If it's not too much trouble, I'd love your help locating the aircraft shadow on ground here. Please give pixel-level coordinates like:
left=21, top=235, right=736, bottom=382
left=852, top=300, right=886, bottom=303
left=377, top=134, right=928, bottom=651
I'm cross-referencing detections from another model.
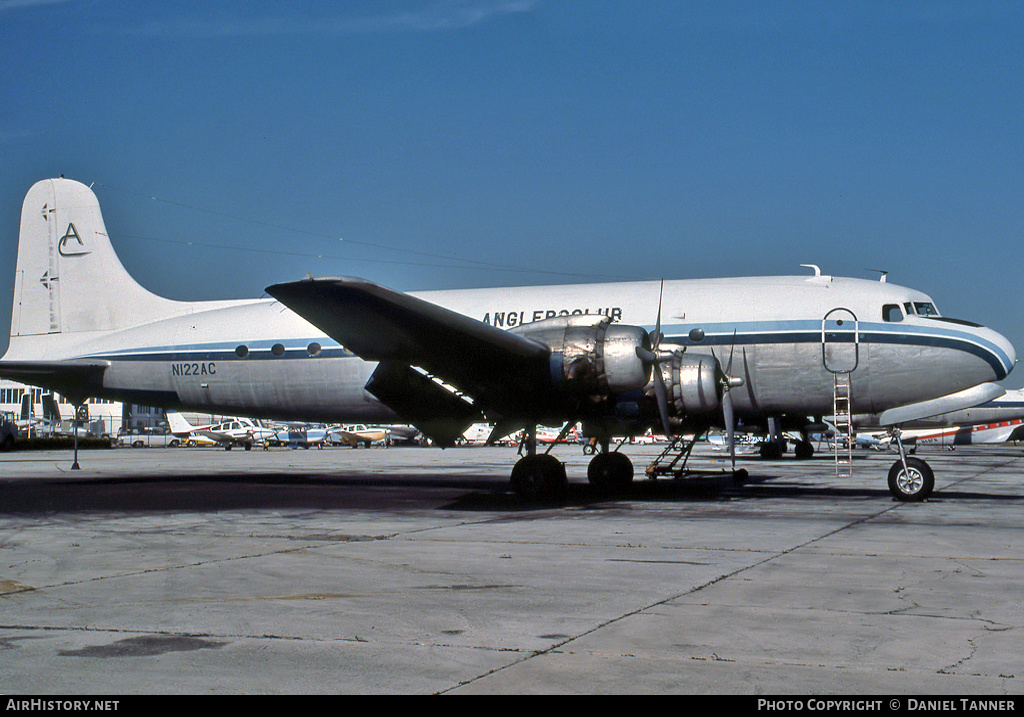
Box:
left=1, top=456, right=1020, bottom=514
left=0, top=469, right=980, bottom=514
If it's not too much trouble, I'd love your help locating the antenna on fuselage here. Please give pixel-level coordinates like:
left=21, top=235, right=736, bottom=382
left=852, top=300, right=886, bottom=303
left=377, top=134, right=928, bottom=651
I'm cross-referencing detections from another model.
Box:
left=868, top=269, right=889, bottom=283
left=800, top=264, right=821, bottom=276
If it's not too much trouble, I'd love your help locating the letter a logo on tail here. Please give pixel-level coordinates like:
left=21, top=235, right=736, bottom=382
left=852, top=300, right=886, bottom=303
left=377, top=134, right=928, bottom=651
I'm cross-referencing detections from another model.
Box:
left=58, top=223, right=90, bottom=256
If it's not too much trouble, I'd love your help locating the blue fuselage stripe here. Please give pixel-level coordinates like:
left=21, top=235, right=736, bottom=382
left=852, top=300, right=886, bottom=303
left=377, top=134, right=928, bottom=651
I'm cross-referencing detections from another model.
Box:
left=80, top=323, right=1013, bottom=381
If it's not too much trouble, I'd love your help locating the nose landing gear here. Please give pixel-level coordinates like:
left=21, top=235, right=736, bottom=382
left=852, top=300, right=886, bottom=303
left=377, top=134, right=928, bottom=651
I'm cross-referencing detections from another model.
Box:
left=887, top=428, right=934, bottom=501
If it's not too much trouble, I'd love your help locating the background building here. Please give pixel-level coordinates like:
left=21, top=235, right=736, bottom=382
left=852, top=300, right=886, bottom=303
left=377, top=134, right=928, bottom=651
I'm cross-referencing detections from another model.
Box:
left=0, top=377, right=152, bottom=437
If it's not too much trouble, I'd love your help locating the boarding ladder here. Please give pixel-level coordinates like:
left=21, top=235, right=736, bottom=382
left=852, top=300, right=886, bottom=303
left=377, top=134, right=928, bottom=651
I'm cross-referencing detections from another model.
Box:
left=832, top=372, right=854, bottom=478
left=823, top=308, right=858, bottom=478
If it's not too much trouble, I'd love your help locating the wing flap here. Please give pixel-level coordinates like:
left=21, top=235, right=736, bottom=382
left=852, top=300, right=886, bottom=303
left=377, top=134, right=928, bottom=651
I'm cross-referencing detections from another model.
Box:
left=365, top=361, right=483, bottom=445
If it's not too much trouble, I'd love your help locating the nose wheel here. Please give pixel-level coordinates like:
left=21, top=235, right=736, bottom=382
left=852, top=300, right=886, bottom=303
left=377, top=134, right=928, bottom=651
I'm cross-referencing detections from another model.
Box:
left=887, top=456, right=934, bottom=502
left=887, top=427, right=934, bottom=501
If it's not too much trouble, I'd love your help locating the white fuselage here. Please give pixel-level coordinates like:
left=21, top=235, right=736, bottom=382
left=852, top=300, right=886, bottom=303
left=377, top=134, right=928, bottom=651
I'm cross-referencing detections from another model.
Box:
left=5, top=273, right=1014, bottom=426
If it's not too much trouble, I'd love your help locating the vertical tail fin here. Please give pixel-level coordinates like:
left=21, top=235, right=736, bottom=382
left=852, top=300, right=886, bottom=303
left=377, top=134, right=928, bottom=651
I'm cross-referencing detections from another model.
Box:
left=10, top=177, right=182, bottom=340
left=42, top=394, right=61, bottom=422
left=165, top=410, right=198, bottom=436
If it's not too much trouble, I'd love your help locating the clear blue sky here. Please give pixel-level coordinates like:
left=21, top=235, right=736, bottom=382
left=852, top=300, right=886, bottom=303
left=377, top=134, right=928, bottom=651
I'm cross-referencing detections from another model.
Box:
left=2, top=1, right=1022, bottom=386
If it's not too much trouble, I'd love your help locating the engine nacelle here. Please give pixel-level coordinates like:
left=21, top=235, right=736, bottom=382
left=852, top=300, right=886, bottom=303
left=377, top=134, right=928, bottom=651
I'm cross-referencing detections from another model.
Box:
left=510, top=314, right=652, bottom=397
left=647, top=350, right=721, bottom=415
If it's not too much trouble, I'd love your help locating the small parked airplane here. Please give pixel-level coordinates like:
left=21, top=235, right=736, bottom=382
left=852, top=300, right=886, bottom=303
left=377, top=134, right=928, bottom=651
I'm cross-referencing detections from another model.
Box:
left=328, top=424, right=390, bottom=447
left=0, top=178, right=1016, bottom=501
left=274, top=423, right=329, bottom=448
left=166, top=410, right=276, bottom=450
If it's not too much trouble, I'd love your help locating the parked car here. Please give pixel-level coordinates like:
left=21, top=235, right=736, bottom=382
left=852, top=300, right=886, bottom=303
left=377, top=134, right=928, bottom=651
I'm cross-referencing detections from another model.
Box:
left=116, top=427, right=180, bottom=448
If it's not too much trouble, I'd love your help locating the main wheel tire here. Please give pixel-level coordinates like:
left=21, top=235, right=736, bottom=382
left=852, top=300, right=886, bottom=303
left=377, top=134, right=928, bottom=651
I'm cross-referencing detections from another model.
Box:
left=887, top=457, right=934, bottom=502
left=587, top=451, right=634, bottom=493
left=794, top=440, right=814, bottom=460
left=511, top=454, right=568, bottom=501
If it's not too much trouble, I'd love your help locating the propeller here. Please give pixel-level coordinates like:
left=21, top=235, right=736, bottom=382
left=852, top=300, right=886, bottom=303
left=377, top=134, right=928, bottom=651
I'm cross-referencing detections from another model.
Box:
left=712, top=331, right=745, bottom=470
left=636, top=280, right=674, bottom=438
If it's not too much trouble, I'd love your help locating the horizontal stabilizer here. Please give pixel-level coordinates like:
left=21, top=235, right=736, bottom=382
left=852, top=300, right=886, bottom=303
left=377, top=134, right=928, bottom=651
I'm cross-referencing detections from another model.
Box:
left=877, top=382, right=1006, bottom=426
left=0, top=360, right=108, bottom=404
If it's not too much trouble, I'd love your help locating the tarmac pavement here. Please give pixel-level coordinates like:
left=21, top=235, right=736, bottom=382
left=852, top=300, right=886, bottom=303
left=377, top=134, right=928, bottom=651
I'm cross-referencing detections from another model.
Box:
left=0, top=441, right=1021, bottom=695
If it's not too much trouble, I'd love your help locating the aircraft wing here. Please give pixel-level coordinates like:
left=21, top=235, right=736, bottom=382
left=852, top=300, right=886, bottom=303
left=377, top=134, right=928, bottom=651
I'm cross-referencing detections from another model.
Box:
left=266, top=277, right=557, bottom=443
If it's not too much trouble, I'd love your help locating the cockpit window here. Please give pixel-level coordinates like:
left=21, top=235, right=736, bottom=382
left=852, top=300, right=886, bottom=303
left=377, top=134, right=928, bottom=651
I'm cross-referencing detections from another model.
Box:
left=883, top=304, right=903, bottom=322
left=913, top=302, right=939, bottom=317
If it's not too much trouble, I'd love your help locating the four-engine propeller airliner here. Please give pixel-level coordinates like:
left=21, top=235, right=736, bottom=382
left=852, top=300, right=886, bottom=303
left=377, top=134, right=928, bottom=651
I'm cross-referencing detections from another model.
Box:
left=0, top=178, right=1016, bottom=501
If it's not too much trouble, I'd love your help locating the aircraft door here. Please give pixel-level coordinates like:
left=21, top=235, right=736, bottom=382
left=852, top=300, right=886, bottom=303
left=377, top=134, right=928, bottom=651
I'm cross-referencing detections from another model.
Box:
left=822, top=308, right=859, bottom=373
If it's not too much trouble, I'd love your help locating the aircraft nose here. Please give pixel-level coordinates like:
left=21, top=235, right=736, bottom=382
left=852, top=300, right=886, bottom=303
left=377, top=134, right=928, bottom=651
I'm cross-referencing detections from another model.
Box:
left=1000, top=331, right=1016, bottom=379
left=979, top=324, right=1016, bottom=381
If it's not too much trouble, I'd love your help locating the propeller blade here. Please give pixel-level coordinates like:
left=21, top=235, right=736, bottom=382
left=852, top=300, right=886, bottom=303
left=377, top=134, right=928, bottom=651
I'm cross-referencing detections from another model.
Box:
left=641, top=282, right=672, bottom=438
left=723, top=390, right=735, bottom=471
left=711, top=332, right=743, bottom=471
left=726, top=328, right=737, bottom=375
left=652, top=366, right=672, bottom=438
left=652, top=279, right=665, bottom=349
left=712, top=331, right=745, bottom=394
left=635, top=346, right=657, bottom=363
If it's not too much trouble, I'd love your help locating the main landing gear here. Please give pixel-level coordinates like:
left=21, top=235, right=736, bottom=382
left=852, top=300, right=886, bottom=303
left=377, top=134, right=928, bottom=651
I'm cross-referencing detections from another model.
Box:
left=586, top=443, right=634, bottom=494
left=509, top=425, right=936, bottom=503
left=510, top=429, right=635, bottom=500
left=510, top=426, right=569, bottom=501
left=510, top=453, right=567, bottom=501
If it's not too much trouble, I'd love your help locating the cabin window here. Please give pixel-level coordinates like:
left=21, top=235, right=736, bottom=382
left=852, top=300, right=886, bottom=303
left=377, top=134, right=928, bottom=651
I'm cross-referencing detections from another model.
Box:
left=883, top=304, right=903, bottom=322
left=271, top=343, right=286, bottom=357
left=235, top=345, right=249, bottom=358
left=307, top=342, right=322, bottom=357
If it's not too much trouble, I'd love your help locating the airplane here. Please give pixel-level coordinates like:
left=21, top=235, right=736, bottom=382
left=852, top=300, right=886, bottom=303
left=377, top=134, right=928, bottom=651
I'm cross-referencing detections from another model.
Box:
left=535, top=425, right=580, bottom=444
left=860, top=387, right=1024, bottom=449
left=460, top=422, right=495, bottom=445
left=275, top=422, right=329, bottom=448
left=0, top=177, right=1016, bottom=502
left=328, top=424, right=390, bottom=447
left=708, top=432, right=759, bottom=453
left=886, top=420, right=1024, bottom=449
left=460, top=422, right=517, bottom=445
left=376, top=424, right=423, bottom=445
left=165, top=410, right=276, bottom=450
left=39, top=393, right=95, bottom=438
left=14, top=393, right=44, bottom=436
